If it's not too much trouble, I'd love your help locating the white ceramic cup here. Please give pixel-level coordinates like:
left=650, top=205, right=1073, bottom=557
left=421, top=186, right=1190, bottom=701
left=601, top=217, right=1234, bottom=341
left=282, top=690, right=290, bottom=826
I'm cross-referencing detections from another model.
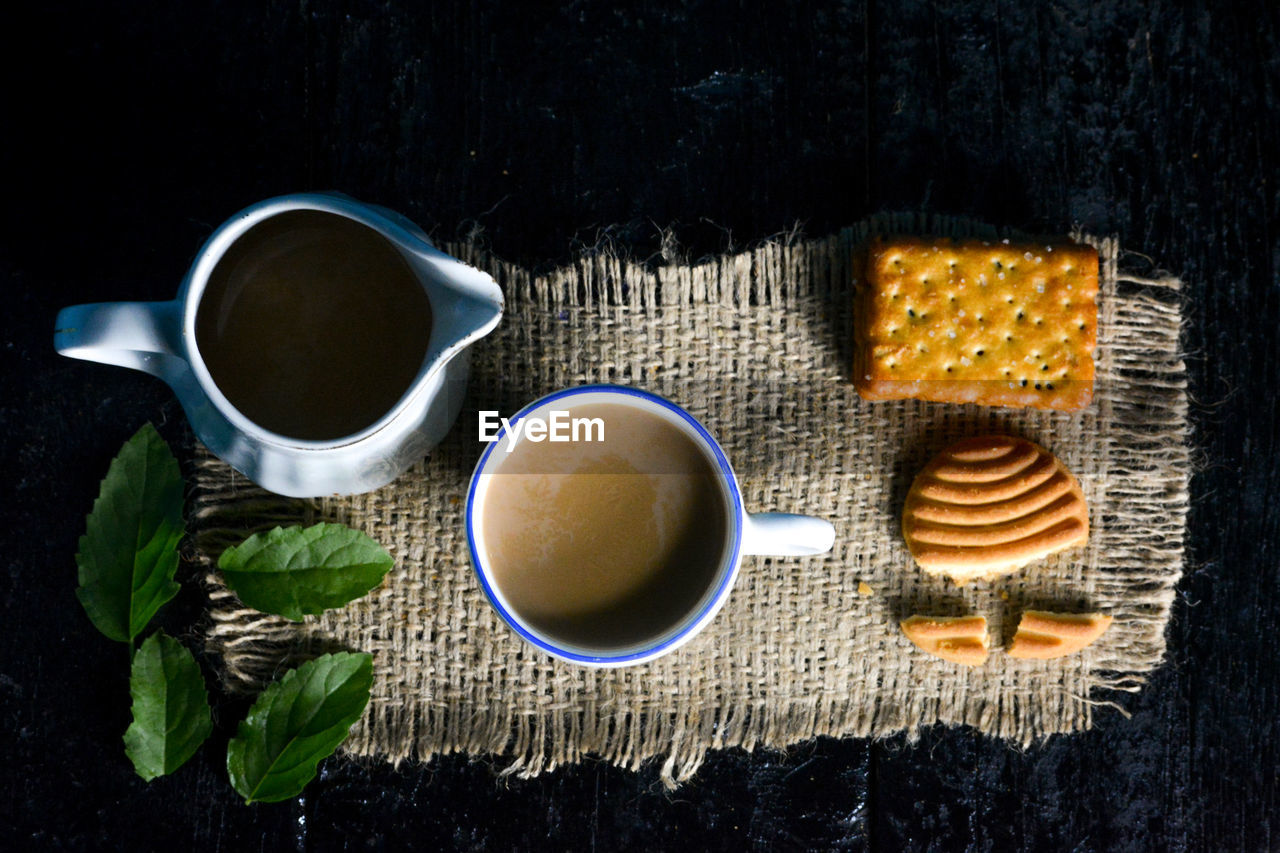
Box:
left=466, top=385, right=836, bottom=667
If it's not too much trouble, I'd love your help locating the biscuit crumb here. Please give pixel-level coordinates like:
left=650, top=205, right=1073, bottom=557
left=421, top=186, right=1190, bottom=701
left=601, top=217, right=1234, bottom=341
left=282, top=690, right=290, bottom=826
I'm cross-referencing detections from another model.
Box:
left=857, top=581, right=873, bottom=597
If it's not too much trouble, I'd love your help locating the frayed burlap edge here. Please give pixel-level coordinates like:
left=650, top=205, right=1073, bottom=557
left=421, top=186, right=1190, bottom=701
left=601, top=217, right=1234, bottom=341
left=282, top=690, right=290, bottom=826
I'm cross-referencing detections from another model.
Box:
left=193, top=212, right=1189, bottom=787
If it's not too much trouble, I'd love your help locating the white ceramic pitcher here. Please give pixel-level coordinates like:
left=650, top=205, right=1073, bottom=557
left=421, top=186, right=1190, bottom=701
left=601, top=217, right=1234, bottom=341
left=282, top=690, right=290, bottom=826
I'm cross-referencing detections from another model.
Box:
left=54, top=192, right=504, bottom=497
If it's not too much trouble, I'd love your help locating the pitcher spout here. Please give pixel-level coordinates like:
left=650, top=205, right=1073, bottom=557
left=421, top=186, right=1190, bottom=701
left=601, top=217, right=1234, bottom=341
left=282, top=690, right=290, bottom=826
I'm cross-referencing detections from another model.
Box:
left=410, top=245, right=505, bottom=361
left=446, top=272, right=504, bottom=344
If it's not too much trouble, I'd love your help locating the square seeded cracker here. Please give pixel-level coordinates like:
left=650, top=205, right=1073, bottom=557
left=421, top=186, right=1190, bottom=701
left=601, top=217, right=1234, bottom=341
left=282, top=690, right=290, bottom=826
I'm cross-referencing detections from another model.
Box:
left=853, top=236, right=1098, bottom=410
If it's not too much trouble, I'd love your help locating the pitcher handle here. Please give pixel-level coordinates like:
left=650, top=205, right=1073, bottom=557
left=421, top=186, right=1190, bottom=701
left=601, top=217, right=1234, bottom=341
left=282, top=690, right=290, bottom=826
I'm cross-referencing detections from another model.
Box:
left=54, top=300, right=185, bottom=379
left=741, top=512, right=836, bottom=557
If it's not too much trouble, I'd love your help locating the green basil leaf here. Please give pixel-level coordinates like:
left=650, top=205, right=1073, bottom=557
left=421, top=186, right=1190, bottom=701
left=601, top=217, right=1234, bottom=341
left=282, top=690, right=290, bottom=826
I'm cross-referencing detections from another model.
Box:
left=226, top=651, right=373, bottom=803
left=75, top=423, right=184, bottom=643
left=123, top=631, right=213, bottom=781
left=217, top=523, right=394, bottom=621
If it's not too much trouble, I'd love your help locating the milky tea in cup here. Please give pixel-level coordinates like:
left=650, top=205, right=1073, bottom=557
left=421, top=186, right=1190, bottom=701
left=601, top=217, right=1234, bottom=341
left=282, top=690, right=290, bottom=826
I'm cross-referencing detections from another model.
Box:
left=473, top=396, right=732, bottom=656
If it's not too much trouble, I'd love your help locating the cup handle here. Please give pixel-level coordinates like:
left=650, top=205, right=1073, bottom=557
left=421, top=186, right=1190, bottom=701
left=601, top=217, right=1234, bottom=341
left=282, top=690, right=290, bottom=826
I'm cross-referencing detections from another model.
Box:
left=741, top=512, right=836, bottom=557
left=54, top=300, right=185, bottom=380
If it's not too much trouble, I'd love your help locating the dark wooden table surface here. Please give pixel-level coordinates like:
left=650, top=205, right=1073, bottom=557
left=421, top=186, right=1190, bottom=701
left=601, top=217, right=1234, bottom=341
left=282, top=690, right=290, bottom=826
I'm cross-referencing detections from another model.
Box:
left=3, top=1, right=1277, bottom=850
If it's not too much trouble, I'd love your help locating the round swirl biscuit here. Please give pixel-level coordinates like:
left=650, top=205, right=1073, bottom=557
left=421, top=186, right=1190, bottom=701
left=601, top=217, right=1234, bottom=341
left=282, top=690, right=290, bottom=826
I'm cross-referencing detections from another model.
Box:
left=903, top=435, right=1089, bottom=583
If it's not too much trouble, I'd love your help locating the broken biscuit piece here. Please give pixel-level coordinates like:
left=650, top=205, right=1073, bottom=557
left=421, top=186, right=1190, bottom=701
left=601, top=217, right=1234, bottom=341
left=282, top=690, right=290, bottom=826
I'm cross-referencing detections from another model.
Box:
left=1007, top=610, right=1112, bottom=659
left=899, top=615, right=990, bottom=666
left=903, top=435, right=1089, bottom=584
left=853, top=236, right=1098, bottom=410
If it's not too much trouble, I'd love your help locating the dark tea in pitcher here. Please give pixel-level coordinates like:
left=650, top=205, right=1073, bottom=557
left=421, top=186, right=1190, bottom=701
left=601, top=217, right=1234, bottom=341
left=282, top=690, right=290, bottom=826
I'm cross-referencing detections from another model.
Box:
left=195, top=210, right=433, bottom=441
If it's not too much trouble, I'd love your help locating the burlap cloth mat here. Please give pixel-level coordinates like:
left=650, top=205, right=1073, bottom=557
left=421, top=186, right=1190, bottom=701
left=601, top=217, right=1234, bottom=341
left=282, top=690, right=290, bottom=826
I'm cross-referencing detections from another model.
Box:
left=192, top=213, right=1189, bottom=787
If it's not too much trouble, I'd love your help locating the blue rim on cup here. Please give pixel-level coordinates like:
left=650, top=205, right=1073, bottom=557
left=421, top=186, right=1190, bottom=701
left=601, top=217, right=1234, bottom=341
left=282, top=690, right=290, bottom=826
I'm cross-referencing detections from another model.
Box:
left=465, top=384, right=836, bottom=668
